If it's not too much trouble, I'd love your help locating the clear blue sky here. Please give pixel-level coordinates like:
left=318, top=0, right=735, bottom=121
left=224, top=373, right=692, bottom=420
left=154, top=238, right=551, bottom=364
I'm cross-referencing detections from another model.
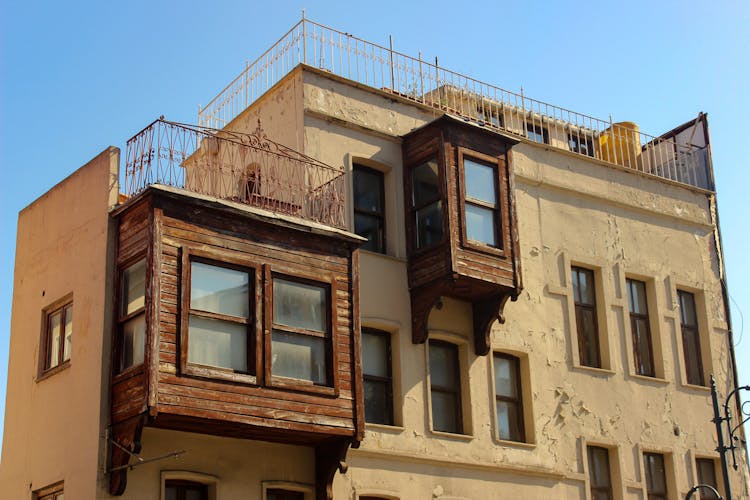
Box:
left=1, top=0, right=748, bottom=454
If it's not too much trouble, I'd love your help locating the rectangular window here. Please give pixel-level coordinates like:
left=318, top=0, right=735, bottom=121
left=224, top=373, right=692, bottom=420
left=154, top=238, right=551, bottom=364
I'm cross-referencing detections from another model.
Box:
left=494, top=353, right=525, bottom=442
left=696, top=458, right=718, bottom=500
left=569, top=132, right=595, bottom=157
left=587, top=446, right=613, bottom=500
left=526, top=121, right=549, bottom=144
left=271, top=277, right=331, bottom=386
left=187, top=260, right=253, bottom=373
left=353, top=165, right=386, bottom=253
left=165, top=480, right=208, bottom=500
left=42, top=301, right=73, bottom=372
left=119, top=258, right=146, bottom=371
left=410, top=158, right=443, bottom=250
left=627, top=279, right=655, bottom=377
left=267, top=490, right=304, bottom=500
left=463, top=157, right=501, bottom=247
left=362, top=328, right=394, bottom=425
left=35, top=482, right=64, bottom=500
left=643, top=452, right=668, bottom=500
left=572, top=266, right=601, bottom=368
left=429, top=340, right=462, bottom=434
left=678, top=290, right=705, bottom=386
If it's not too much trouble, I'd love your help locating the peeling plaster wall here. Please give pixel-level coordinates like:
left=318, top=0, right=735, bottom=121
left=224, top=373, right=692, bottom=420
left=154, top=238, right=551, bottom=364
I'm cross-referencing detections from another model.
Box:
left=296, top=69, right=749, bottom=499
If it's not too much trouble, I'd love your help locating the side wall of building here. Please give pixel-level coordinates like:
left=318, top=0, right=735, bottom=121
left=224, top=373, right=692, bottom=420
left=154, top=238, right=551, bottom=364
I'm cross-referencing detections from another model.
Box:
left=0, top=148, right=120, bottom=499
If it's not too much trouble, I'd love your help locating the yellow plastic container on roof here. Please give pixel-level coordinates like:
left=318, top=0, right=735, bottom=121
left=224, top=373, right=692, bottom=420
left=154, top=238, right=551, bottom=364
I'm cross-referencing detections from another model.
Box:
left=598, top=121, right=641, bottom=169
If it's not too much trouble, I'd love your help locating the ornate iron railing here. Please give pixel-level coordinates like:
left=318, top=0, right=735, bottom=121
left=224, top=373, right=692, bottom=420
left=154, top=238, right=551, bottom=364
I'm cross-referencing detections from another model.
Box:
left=198, top=17, right=712, bottom=190
left=125, top=119, right=347, bottom=229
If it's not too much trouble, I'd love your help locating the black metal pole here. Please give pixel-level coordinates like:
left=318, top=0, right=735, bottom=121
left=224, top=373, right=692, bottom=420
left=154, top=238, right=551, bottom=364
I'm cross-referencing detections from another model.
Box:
left=711, top=375, right=733, bottom=500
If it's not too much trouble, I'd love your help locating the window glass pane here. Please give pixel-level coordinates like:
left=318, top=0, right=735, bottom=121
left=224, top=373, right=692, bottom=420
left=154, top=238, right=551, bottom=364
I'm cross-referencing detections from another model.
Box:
left=627, top=279, right=647, bottom=314
left=644, top=453, right=667, bottom=495
left=579, top=308, right=599, bottom=367
left=679, top=291, right=697, bottom=326
left=429, top=343, right=458, bottom=389
left=588, top=446, right=612, bottom=487
left=353, top=167, right=383, bottom=212
left=188, top=315, right=248, bottom=371
left=362, top=330, right=388, bottom=377
left=271, top=331, right=326, bottom=384
left=165, top=487, right=177, bottom=500
left=464, top=159, right=496, bottom=204
left=496, top=400, right=521, bottom=441
left=633, top=318, right=654, bottom=375
left=411, top=159, right=440, bottom=206
left=416, top=201, right=443, bottom=249
left=431, top=390, right=459, bottom=433
left=186, top=490, right=203, bottom=500
left=63, top=305, right=73, bottom=362
left=465, top=204, right=496, bottom=246
left=191, top=262, right=249, bottom=318
left=574, top=268, right=595, bottom=305
left=364, top=378, right=389, bottom=424
left=273, top=279, right=326, bottom=332
left=122, top=314, right=146, bottom=368
left=49, top=311, right=61, bottom=368
left=696, top=459, right=717, bottom=493
left=354, top=213, right=384, bottom=253
left=122, top=259, right=146, bottom=316
left=494, top=356, right=517, bottom=398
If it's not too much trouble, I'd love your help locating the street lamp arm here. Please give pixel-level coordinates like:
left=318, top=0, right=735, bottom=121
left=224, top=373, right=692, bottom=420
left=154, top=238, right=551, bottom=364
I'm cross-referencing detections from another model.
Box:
left=685, top=484, right=723, bottom=499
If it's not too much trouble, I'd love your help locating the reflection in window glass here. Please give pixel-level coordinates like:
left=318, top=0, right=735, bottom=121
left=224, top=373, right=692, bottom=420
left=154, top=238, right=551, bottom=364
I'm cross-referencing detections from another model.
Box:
left=122, top=259, right=146, bottom=316
left=572, top=266, right=601, bottom=368
left=411, top=159, right=443, bottom=250
left=429, top=341, right=462, bottom=434
left=678, top=290, right=704, bottom=386
left=411, top=160, right=440, bottom=206
left=119, top=258, right=147, bottom=371
left=627, top=279, right=655, bottom=377
left=353, top=165, right=386, bottom=253
left=188, top=315, right=248, bottom=371
left=587, top=446, right=613, bottom=500
left=273, top=279, right=326, bottom=332
left=271, top=331, right=326, bottom=384
left=362, top=329, right=393, bottom=425
left=644, top=453, right=667, bottom=500
left=494, top=354, right=524, bottom=441
left=463, top=158, right=499, bottom=247
left=191, top=262, right=249, bottom=318
left=416, top=201, right=443, bottom=249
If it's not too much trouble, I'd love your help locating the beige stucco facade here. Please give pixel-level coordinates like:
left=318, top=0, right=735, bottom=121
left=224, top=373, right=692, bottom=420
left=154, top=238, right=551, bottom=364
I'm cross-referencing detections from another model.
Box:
left=1, top=64, right=748, bottom=500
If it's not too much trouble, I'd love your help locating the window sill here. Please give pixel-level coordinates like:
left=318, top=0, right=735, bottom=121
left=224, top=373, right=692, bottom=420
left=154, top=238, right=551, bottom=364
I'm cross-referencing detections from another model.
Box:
left=269, top=376, right=337, bottom=397
left=629, top=373, right=670, bottom=386
left=184, top=364, right=258, bottom=386
left=112, top=363, right=144, bottom=382
left=493, top=437, right=536, bottom=450
left=680, top=382, right=710, bottom=392
left=572, top=365, right=616, bottom=377
left=428, top=429, right=474, bottom=442
left=365, top=423, right=405, bottom=434
left=461, top=239, right=508, bottom=259
left=36, top=360, right=71, bottom=382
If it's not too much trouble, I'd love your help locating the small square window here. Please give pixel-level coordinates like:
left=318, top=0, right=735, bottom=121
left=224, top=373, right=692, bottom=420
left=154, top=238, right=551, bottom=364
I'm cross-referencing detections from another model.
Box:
left=572, top=267, right=601, bottom=368
left=678, top=290, right=705, bottom=386
left=353, top=165, right=386, bottom=254
left=643, top=452, right=668, bottom=500
left=627, top=279, right=655, bottom=377
left=362, top=328, right=394, bottom=425
left=587, top=446, right=613, bottom=500
left=429, top=340, right=462, bottom=434
left=271, top=277, right=331, bottom=386
left=41, top=300, right=73, bottom=373
left=493, top=353, right=525, bottom=442
left=118, top=258, right=147, bottom=372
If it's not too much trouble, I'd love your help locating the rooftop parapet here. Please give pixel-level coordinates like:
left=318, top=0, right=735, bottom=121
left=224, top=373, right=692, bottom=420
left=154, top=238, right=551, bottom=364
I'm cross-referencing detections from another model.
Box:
left=198, top=17, right=712, bottom=191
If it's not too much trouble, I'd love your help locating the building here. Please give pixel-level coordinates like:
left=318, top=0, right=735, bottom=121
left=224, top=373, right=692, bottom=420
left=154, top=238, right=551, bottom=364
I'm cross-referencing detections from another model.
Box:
left=1, top=17, right=748, bottom=500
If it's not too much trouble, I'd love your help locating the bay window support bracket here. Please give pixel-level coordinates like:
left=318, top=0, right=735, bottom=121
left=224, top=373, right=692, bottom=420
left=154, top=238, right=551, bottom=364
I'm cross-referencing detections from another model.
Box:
left=473, top=292, right=516, bottom=356
left=315, top=438, right=352, bottom=500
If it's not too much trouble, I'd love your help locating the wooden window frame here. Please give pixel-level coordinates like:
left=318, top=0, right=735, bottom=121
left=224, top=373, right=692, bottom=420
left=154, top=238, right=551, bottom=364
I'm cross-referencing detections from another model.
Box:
left=678, top=290, right=705, bottom=386
left=407, top=153, right=446, bottom=253
left=180, top=248, right=259, bottom=384
left=643, top=452, right=668, bottom=500
left=493, top=352, right=525, bottom=442
left=266, top=268, right=338, bottom=396
left=572, top=266, right=602, bottom=368
left=428, top=340, right=463, bottom=435
left=362, top=328, right=394, bottom=425
left=457, top=148, right=509, bottom=256
left=353, top=164, right=386, bottom=254
left=695, top=457, right=719, bottom=500
left=117, top=256, right=147, bottom=375
left=526, top=121, right=549, bottom=144
left=627, top=278, right=656, bottom=377
left=568, top=131, right=595, bottom=157
left=38, top=296, right=73, bottom=377
left=35, top=481, right=64, bottom=500
left=165, top=479, right=209, bottom=500
left=587, top=445, right=614, bottom=500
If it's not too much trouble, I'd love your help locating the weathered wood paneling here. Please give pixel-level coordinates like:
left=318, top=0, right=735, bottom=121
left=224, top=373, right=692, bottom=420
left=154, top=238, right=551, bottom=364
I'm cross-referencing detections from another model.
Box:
left=151, top=192, right=360, bottom=443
